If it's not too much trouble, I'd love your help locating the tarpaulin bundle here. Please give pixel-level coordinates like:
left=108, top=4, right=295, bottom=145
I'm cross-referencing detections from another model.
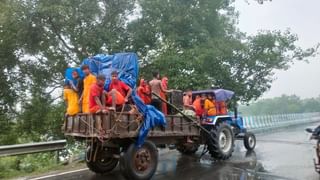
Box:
left=66, top=52, right=166, bottom=147
left=81, top=53, right=139, bottom=89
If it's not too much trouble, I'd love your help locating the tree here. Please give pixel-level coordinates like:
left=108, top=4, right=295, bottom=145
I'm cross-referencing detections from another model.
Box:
left=239, top=95, right=320, bottom=115
left=0, top=0, right=135, bottom=142
left=0, top=0, right=318, bottom=145
left=129, top=0, right=317, bottom=102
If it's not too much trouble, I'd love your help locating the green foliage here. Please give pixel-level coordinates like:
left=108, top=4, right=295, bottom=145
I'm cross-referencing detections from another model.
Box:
left=0, top=153, right=58, bottom=179
left=18, top=96, right=65, bottom=142
left=0, top=0, right=318, bottom=177
left=239, top=95, right=320, bottom=115
left=131, top=0, right=318, bottom=102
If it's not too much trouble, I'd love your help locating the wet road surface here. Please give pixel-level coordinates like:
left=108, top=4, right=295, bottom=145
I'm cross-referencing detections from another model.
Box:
left=29, top=122, right=320, bottom=180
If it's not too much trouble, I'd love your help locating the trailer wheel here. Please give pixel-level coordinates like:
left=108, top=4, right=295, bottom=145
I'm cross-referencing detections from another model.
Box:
left=206, top=123, right=234, bottom=160
left=244, top=132, right=256, bottom=151
left=86, top=146, right=119, bottom=174
left=177, top=143, right=199, bottom=155
left=121, top=141, right=158, bottom=180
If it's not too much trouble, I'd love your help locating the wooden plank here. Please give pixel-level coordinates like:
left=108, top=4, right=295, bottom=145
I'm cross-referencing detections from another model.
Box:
left=73, top=116, right=80, bottom=133
left=64, top=113, right=201, bottom=140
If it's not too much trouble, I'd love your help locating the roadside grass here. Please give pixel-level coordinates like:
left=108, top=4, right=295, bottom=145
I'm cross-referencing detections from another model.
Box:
left=0, top=153, right=85, bottom=180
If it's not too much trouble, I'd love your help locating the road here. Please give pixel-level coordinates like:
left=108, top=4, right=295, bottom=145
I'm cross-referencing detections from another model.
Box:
left=28, top=122, right=320, bottom=180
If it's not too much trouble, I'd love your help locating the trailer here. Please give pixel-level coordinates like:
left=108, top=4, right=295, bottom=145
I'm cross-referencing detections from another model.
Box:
left=63, top=101, right=252, bottom=180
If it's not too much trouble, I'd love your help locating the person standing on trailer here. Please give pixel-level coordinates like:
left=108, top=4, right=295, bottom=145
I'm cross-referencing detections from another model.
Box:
left=149, top=72, right=171, bottom=111
left=81, top=65, right=97, bottom=113
left=160, top=77, right=169, bottom=115
left=137, top=78, right=151, bottom=104
left=63, top=82, right=80, bottom=116
left=69, top=70, right=83, bottom=111
left=70, top=70, right=83, bottom=98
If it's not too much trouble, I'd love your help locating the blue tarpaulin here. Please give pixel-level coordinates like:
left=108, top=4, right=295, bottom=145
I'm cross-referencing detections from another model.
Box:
left=81, top=53, right=139, bottom=89
left=64, top=67, right=84, bottom=85
left=65, top=52, right=166, bottom=147
left=132, top=91, right=166, bottom=147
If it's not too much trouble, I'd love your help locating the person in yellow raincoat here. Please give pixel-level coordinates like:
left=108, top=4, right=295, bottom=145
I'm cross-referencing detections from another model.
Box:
left=81, top=65, right=97, bottom=113
left=63, top=83, right=80, bottom=116
left=204, top=94, right=217, bottom=116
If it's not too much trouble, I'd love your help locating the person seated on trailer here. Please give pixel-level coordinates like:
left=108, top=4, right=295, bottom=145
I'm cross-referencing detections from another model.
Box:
left=63, top=82, right=80, bottom=116
left=182, top=89, right=196, bottom=143
left=105, top=71, right=132, bottom=111
left=137, top=78, right=151, bottom=104
left=182, top=90, right=196, bottom=116
left=89, top=74, right=108, bottom=113
left=204, top=93, right=217, bottom=116
left=183, top=90, right=195, bottom=110
left=81, top=64, right=97, bottom=113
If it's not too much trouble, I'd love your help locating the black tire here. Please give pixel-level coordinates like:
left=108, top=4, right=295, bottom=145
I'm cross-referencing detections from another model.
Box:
left=206, top=123, right=234, bottom=160
left=244, top=132, right=256, bottom=151
left=86, top=146, right=119, bottom=174
left=121, top=141, right=158, bottom=180
left=176, top=143, right=199, bottom=155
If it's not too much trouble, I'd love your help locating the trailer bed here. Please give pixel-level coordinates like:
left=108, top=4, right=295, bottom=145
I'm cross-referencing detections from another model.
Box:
left=63, top=112, right=200, bottom=140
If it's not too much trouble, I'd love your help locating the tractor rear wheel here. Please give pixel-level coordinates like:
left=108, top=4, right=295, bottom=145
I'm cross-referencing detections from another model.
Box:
left=206, top=123, right=234, bottom=160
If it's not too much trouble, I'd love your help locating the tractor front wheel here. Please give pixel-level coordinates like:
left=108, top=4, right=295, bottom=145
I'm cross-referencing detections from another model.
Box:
left=206, top=124, right=235, bottom=160
left=244, top=132, right=256, bottom=151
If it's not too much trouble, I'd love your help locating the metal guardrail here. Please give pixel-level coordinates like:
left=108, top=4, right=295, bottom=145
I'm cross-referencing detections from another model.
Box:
left=243, top=112, right=320, bottom=132
left=0, top=140, right=67, bottom=157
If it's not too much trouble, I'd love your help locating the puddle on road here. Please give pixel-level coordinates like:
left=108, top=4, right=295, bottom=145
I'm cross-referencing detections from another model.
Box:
left=155, top=150, right=290, bottom=180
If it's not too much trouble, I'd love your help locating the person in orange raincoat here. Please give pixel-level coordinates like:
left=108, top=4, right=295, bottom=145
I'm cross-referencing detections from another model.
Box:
left=160, top=77, right=168, bottom=115
left=81, top=65, right=97, bottom=113
left=137, top=79, right=151, bottom=104
left=193, top=94, right=206, bottom=118
left=216, top=101, right=227, bottom=115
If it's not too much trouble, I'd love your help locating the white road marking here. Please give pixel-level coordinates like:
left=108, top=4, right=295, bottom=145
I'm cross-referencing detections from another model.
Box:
left=29, top=168, right=89, bottom=180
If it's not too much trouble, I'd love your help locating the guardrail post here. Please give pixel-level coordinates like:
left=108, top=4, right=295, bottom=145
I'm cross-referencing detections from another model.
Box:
left=56, top=150, right=60, bottom=163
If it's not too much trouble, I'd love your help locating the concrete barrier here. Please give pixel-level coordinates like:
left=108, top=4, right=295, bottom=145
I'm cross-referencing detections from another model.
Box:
left=243, top=112, right=320, bottom=132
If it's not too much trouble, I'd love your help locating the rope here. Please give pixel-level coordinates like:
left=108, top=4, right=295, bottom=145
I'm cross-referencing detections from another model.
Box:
left=79, top=106, right=143, bottom=141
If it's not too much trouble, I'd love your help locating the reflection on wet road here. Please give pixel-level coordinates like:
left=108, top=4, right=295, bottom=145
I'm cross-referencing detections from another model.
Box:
left=31, top=123, right=320, bottom=180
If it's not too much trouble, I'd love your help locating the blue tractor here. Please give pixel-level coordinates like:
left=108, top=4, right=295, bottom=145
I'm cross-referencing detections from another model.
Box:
left=191, top=89, right=256, bottom=152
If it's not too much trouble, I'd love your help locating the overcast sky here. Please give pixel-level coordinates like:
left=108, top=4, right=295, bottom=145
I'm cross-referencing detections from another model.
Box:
left=234, top=0, right=320, bottom=99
